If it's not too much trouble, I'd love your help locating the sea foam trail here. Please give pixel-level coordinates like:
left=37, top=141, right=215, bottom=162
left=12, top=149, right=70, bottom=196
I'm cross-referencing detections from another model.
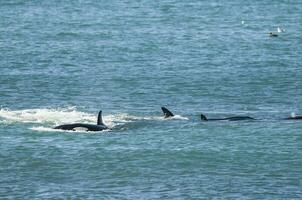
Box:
left=170, top=115, right=189, bottom=120
left=0, top=107, right=94, bottom=125
left=0, top=107, right=188, bottom=131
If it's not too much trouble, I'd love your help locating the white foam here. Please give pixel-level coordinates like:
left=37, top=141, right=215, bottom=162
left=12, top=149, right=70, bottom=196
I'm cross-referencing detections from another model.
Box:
left=277, top=27, right=285, bottom=33
left=0, top=107, right=94, bottom=125
left=171, top=115, right=189, bottom=120
left=30, top=126, right=60, bottom=132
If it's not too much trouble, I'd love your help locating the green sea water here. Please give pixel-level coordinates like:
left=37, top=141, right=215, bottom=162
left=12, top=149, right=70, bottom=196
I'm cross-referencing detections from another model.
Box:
left=0, top=0, right=302, bottom=199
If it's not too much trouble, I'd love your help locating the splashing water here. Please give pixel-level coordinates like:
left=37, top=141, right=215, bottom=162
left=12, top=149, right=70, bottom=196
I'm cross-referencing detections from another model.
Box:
left=0, top=107, right=94, bottom=125
left=277, top=27, right=285, bottom=33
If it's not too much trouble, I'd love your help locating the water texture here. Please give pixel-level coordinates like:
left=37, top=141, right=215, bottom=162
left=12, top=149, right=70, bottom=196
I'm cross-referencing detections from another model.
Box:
left=0, top=0, right=302, bottom=199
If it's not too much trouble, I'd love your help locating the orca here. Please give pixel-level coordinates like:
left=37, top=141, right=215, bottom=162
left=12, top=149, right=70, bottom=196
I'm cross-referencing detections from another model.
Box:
left=269, top=32, right=278, bottom=37
left=161, top=107, right=174, bottom=118
left=54, top=110, right=108, bottom=131
left=284, top=116, right=302, bottom=120
left=200, top=113, right=255, bottom=121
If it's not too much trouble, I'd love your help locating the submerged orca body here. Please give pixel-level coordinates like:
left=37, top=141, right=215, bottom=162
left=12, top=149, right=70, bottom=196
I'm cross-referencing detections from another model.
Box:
left=161, top=107, right=254, bottom=121
left=161, top=107, right=174, bottom=118
left=200, top=114, right=254, bottom=121
left=54, top=123, right=108, bottom=131
left=284, top=116, right=302, bottom=120
left=269, top=32, right=278, bottom=37
left=54, top=110, right=108, bottom=132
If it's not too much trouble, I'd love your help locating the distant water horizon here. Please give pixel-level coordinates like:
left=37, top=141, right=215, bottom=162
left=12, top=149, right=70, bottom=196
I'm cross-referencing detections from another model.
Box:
left=1, top=0, right=302, bottom=199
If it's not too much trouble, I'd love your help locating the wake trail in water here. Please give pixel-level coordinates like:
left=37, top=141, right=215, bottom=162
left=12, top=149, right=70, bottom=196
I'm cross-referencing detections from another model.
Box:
left=0, top=107, right=93, bottom=125
left=0, top=107, right=188, bottom=132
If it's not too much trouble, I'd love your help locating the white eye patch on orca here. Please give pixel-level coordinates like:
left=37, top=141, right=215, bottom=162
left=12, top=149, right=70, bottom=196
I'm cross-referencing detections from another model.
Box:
left=73, top=127, right=89, bottom=131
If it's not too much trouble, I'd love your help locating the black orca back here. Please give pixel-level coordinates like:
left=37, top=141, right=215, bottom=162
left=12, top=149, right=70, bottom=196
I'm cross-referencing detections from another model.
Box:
left=200, top=113, right=254, bottom=121
left=54, top=110, right=108, bottom=132
left=54, top=123, right=107, bottom=131
left=200, top=114, right=208, bottom=121
left=225, top=116, right=255, bottom=121
left=161, top=107, right=174, bottom=118
left=284, top=116, right=302, bottom=120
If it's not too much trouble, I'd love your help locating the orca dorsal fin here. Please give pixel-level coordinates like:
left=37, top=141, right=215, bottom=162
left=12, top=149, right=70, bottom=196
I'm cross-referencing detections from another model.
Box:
left=200, top=114, right=208, bottom=121
left=97, top=110, right=104, bottom=125
left=161, top=107, right=174, bottom=118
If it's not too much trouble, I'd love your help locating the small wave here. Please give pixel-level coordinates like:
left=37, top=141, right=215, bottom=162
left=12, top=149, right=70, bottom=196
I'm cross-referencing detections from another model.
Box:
left=56, top=32, right=80, bottom=38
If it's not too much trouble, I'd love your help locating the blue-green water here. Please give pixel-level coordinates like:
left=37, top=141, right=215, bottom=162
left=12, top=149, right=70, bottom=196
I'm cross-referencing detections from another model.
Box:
left=1, top=0, right=302, bottom=199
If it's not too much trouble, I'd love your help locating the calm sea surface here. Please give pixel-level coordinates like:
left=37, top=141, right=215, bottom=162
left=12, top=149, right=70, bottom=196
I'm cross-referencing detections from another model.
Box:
left=1, top=0, right=302, bottom=199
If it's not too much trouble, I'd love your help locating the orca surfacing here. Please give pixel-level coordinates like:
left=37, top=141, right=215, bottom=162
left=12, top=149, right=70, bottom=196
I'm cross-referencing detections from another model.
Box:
left=200, top=113, right=255, bottom=121
left=54, top=110, right=108, bottom=132
left=161, top=107, right=174, bottom=118
left=284, top=116, right=302, bottom=120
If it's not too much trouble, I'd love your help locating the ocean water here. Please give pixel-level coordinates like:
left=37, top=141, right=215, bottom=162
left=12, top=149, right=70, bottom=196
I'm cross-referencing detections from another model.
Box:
left=1, top=0, right=302, bottom=199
